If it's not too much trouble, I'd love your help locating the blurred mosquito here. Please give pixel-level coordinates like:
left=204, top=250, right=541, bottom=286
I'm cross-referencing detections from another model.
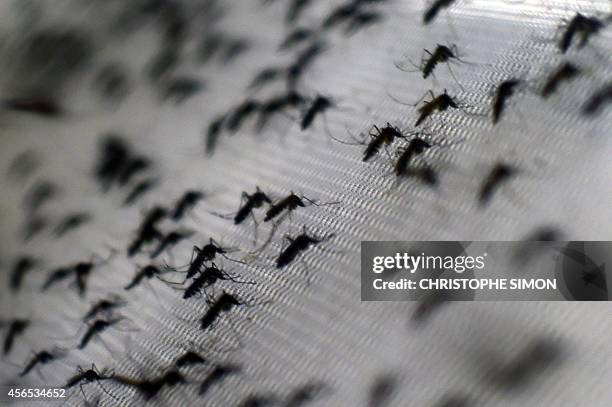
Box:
left=541, top=62, right=580, bottom=98
left=19, top=347, right=67, bottom=379
left=582, top=82, right=612, bottom=117
left=115, top=369, right=186, bottom=400
left=149, top=229, right=194, bottom=259
left=127, top=206, right=167, bottom=257
left=9, top=255, right=38, bottom=292
left=42, top=249, right=116, bottom=297
left=199, top=364, right=241, bottom=396
left=558, top=13, right=606, bottom=53
left=171, top=190, right=206, bottom=221
left=423, top=0, right=456, bottom=25
left=77, top=317, right=127, bottom=351
left=2, top=319, right=30, bottom=355
left=83, top=295, right=127, bottom=322
left=492, top=79, right=523, bottom=125
left=478, top=162, right=518, bottom=207
left=53, top=212, right=91, bottom=237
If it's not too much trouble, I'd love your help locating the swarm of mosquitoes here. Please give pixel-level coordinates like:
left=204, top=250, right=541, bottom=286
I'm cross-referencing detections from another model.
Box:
left=1, top=0, right=609, bottom=405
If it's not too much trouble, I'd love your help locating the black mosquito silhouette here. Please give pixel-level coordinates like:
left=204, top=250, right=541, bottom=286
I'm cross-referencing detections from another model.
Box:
left=116, top=370, right=186, bottom=400
left=198, top=32, right=225, bottom=63
left=78, top=318, right=122, bottom=350
left=42, top=263, right=91, bottom=297
left=225, top=99, right=261, bottom=132
left=322, top=1, right=371, bottom=30
left=582, top=83, right=612, bottom=116
left=541, top=63, right=580, bottom=98
left=175, top=351, right=207, bottom=368
left=150, top=230, right=193, bottom=259
left=238, top=394, right=279, bottom=407
left=171, top=239, right=245, bottom=281
left=522, top=226, right=562, bottom=242
left=397, top=165, right=438, bottom=187
left=10, top=256, right=38, bottom=292
left=368, top=374, right=398, bottom=407
left=276, top=226, right=334, bottom=269
left=3, top=97, right=62, bottom=117
left=205, top=114, right=226, bottom=155
left=394, top=138, right=432, bottom=176
left=182, top=264, right=254, bottom=300
left=488, top=339, right=563, bottom=390
left=411, top=290, right=451, bottom=325
left=249, top=67, right=287, bottom=91
left=125, top=265, right=167, bottom=290
left=22, top=215, right=47, bottom=241
left=42, top=266, right=73, bottom=292
left=559, top=13, right=605, bottom=53
left=478, top=162, right=517, bottom=207
left=396, top=44, right=462, bottom=80
left=118, top=156, right=150, bottom=186
left=279, top=28, right=316, bottom=50
left=7, top=150, right=39, bottom=181
left=257, top=91, right=307, bottom=130
left=42, top=253, right=113, bottom=297
left=363, top=123, right=407, bottom=161
left=161, top=76, right=203, bottom=104
left=286, top=0, right=312, bottom=25
left=3, top=319, right=30, bottom=355
left=331, top=123, right=407, bottom=162
left=414, top=90, right=459, bottom=126
left=148, top=47, right=179, bottom=82
left=220, top=38, right=250, bottom=64
left=284, top=382, right=328, bottom=407
left=512, top=226, right=562, bottom=267
left=301, top=95, right=333, bottom=130
left=182, top=245, right=214, bottom=279
left=54, top=212, right=91, bottom=237
left=233, top=187, right=272, bottom=225
left=64, top=364, right=116, bottom=403
left=423, top=0, right=456, bottom=25
left=171, top=190, right=205, bottom=220
left=181, top=266, right=222, bottom=299
left=127, top=206, right=167, bottom=256
left=264, top=193, right=337, bottom=222
left=94, top=63, right=130, bottom=102
left=200, top=292, right=245, bottom=330
left=83, top=296, right=126, bottom=322
left=199, top=364, right=241, bottom=396
left=286, top=42, right=326, bottom=90
left=95, top=135, right=131, bottom=190
left=73, top=261, right=97, bottom=297
left=20, top=348, right=64, bottom=377
left=322, top=4, right=355, bottom=29
left=25, top=181, right=58, bottom=213
left=264, top=193, right=310, bottom=222
left=492, top=79, right=522, bottom=124
left=123, top=178, right=157, bottom=206
left=294, top=40, right=326, bottom=69
left=344, top=10, right=384, bottom=35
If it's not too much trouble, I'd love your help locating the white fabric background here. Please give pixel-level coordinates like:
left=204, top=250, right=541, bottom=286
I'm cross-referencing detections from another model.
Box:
left=0, top=0, right=611, bottom=405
